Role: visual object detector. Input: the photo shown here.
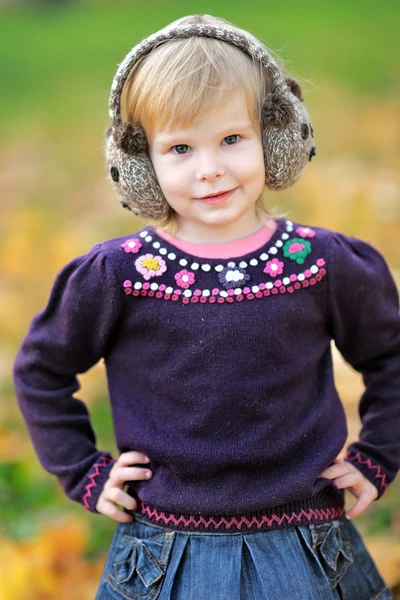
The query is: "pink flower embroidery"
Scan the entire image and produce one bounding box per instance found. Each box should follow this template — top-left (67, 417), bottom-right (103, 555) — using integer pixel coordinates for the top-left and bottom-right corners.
top-left (288, 241), bottom-right (305, 254)
top-left (264, 258), bottom-right (284, 277)
top-left (121, 238), bottom-right (142, 253)
top-left (175, 269), bottom-right (196, 289)
top-left (135, 253), bottom-right (167, 280)
top-left (296, 226), bottom-right (315, 238)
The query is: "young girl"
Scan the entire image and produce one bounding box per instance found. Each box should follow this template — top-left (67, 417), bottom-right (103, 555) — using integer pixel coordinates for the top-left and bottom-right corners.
top-left (13, 13), bottom-right (398, 600)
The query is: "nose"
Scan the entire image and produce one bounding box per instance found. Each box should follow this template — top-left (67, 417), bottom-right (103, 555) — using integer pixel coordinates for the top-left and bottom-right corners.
top-left (195, 150), bottom-right (225, 181)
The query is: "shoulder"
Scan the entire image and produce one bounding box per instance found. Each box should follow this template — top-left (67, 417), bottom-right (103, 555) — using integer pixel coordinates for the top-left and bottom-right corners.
top-left (288, 219), bottom-right (387, 265)
top-left (284, 220), bottom-right (397, 295)
top-left (48, 227), bottom-right (149, 295)
top-left (92, 226), bottom-right (150, 266)
top-left (294, 222), bottom-right (397, 300)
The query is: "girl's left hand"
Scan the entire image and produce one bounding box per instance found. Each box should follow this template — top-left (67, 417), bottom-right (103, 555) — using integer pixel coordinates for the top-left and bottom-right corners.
top-left (320, 454), bottom-right (378, 519)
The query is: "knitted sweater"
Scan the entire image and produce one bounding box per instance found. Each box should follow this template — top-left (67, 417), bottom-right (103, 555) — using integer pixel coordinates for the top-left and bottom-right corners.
top-left (12, 218), bottom-right (400, 533)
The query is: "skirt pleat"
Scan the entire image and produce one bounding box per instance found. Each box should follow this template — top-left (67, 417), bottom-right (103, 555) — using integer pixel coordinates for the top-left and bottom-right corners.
top-left (95, 515), bottom-right (390, 600)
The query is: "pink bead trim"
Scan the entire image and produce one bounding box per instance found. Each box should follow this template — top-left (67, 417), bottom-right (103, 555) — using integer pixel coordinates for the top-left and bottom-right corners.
top-left (123, 262), bottom-right (327, 303)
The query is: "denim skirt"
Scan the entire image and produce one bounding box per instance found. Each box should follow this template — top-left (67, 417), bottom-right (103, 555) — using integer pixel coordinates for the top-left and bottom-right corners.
top-left (95, 513), bottom-right (391, 600)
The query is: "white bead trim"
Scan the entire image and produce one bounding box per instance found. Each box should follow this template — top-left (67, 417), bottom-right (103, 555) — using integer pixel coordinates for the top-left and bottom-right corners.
top-left (127, 260), bottom-right (325, 298)
top-left (139, 219), bottom-right (294, 271)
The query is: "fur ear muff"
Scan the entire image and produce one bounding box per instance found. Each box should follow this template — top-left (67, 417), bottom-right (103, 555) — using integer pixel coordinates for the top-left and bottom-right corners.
top-left (262, 87), bottom-right (296, 129)
top-left (285, 77), bottom-right (304, 102)
top-left (113, 122), bottom-right (148, 155)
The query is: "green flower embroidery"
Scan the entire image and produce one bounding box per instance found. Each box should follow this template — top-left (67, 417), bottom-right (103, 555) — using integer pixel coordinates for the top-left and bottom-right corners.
top-left (283, 238), bottom-right (311, 264)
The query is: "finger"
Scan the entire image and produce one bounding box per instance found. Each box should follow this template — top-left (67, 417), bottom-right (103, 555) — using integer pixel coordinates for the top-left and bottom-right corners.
top-left (116, 451), bottom-right (151, 466)
top-left (346, 491), bottom-right (373, 520)
top-left (320, 463), bottom-right (352, 479)
top-left (97, 499), bottom-right (134, 523)
top-left (329, 472), bottom-right (363, 491)
top-left (105, 488), bottom-right (138, 511)
top-left (110, 466), bottom-right (152, 486)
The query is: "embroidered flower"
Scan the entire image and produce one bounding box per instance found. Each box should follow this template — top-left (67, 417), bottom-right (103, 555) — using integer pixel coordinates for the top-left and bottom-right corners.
top-left (218, 265), bottom-right (250, 290)
top-left (296, 226), bottom-right (315, 239)
top-left (175, 269), bottom-right (196, 289)
top-left (135, 253), bottom-right (167, 280)
top-left (121, 238), bottom-right (142, 253)
top-left (264, 258), bottom-right (284, 277)
top-left (283, 238), bottom-right (311, 265)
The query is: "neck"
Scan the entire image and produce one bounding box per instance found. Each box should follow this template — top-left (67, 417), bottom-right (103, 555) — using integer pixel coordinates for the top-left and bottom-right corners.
top-left (173, 215), bottom-right (267, 244)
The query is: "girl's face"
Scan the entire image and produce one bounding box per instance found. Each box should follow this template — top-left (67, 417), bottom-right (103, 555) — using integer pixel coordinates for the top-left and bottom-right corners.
top-left (147, 91), bottom-right (266, 242)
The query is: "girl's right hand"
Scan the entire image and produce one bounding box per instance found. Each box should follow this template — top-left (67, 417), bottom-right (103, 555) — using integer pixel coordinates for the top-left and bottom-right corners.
top-left (95, 451), bottom-right (153, 522)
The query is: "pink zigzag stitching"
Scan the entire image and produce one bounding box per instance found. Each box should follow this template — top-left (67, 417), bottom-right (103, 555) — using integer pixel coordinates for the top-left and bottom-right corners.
top-left (139, 503), bottom-right (345, 531)
top-left (345, 451), bottom-right (388, 491)
top-left (83, 456), bottom-right (113, 510)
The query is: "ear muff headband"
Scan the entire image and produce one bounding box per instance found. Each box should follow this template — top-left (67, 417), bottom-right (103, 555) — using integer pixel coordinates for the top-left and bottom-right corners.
top-left (105, 22), bottom-right (316, 219)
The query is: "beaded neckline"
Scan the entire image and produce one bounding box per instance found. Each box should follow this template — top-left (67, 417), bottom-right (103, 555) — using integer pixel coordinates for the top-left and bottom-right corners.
top-left (120, 219), bottom-right (326, 304)
top-left (153, 220), bottom-right (278, 259)
top-left (142, 218), bottom-right (289, 265)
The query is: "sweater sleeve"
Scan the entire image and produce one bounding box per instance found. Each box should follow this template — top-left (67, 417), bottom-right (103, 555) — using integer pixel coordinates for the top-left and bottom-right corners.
top-left (327, 231), bottom-right (400, 499)
top-left (12, 243), bottom-right (120, 513)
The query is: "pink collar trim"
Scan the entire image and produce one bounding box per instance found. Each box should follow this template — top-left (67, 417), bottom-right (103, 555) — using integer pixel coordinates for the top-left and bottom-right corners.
top-left (154, 219), bottom-right (278, 259)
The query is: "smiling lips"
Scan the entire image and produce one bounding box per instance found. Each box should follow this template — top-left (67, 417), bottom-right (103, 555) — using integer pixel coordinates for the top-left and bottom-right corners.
top-left (198, 188), bottom-right (233, 198)
top-left (195, 187), bottom-right (238, 204)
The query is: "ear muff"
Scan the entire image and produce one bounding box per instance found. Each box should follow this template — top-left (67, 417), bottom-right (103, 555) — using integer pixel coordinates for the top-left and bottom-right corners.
top-left (105, 123), bottom-right (169, 220)
top-left (105, 22), bottom-right (316, 219)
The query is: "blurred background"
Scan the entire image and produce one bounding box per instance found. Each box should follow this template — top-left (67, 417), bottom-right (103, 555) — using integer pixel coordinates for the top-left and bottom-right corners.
top-left (1, 0), bottom-right (399, 598)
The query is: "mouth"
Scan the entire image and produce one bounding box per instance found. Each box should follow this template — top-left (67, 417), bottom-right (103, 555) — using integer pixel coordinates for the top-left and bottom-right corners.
top-left (194, 187), bottom-right (238, 204)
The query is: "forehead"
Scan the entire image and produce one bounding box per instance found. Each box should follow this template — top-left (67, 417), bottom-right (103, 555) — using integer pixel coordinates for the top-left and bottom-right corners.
top-left (149, 92), bottom-right (253, 144)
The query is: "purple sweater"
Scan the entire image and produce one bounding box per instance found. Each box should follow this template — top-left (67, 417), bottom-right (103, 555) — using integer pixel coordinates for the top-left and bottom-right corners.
top-left (12, 218), bottom-right (400, 533)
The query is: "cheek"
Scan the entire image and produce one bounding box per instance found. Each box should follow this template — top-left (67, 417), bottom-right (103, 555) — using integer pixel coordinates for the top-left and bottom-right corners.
top-left (237, 140), bottom-right (264, 173)
top-left (154, 163), bottom-right (190, 201)
top-left (152, 158), bottom-right (180, 191)
top-left (239, 153), bottom-right (265, 186)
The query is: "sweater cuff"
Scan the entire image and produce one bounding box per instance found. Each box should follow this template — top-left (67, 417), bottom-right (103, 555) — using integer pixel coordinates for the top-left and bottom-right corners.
top-left (81, 454), bottom-right (115, 513)
top-left (344, 448), bottom-right (389, 500)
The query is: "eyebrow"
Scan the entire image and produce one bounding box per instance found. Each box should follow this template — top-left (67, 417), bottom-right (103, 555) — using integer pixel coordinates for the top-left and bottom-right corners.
top-left (155, 122), bottom-right (253, 146)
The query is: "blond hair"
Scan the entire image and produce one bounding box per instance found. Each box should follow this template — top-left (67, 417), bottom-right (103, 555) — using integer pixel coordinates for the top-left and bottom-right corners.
top-left (120, 14), bottom-right (289, 235)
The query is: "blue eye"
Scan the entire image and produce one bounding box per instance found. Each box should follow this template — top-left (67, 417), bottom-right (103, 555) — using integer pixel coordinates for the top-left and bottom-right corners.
top-left (224, 135), bottom-right (240, 145)
top-left (172, 144), bottom-right (189, 155)
top-left (170, 135), bottom-right (240, 155)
